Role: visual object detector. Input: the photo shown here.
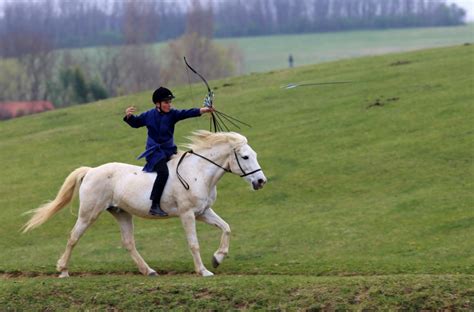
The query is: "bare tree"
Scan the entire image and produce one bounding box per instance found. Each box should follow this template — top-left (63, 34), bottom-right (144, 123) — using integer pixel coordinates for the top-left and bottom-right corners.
top-left (160, 33), bottom-right (243, 86)
top-left (186, 0), bottom-right (214, 38)
top-left (0, 60), bottom-right (27, 101)
top-left (123, 1), bottom-right (158, 45)
top-left (116, 45), bottom-right (161, 95)
top-left (18, 36), bottom-right (55, 101)
top-left (95, 47), bottom-right (122, 97)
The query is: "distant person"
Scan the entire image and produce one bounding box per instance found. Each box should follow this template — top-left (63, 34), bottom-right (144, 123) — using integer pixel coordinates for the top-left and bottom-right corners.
top-left (124, 87), bottom-right (214, 216)
top-left (289, 54), bottom-right (294, 68)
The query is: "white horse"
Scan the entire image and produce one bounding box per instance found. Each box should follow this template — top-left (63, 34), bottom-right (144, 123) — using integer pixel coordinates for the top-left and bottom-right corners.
top-left (23, 131), bottom-right (267, 278)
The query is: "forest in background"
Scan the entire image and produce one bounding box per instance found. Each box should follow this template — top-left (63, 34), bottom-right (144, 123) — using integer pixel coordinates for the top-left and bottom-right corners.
top-left (0, 0), bottom-right (467, 114)
top-left (0, 0), bottom-right (466, 56)
top-left (0, 0), bottom-right (241, 110)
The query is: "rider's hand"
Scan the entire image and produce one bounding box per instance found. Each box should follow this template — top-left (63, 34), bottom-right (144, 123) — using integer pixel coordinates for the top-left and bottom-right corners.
top-left (125, 106), bottom-right (136, 118)
top-left (200, 107), bottom-right (215, 114)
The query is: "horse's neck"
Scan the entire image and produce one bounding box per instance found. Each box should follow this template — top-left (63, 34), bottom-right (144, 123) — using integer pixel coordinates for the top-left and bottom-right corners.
top-left (172, 146), bottom-right (229, 190)
top-left (197, 147), bottom-right (229, 188)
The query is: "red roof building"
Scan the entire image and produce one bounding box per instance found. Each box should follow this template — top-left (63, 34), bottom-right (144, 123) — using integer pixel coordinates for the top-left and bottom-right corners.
top-left (0, 101), bottom-right (55, 120)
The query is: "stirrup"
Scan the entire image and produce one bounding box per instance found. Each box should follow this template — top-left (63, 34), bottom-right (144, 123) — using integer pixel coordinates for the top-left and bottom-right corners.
top-left (149, 203), bottom-right (168, 217)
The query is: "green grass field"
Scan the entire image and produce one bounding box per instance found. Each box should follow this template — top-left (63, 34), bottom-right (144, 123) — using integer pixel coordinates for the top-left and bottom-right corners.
top-left (0, 45), bottom-right (473, 309)
top-left (69, 24), bottom-right (474, 75)
top-left (219, 24), bottom-right (474, 73)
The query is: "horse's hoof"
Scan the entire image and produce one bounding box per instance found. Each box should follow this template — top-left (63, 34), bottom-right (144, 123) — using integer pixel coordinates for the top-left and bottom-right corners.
top-left (58, 271), bottom-right (69, 278)
top-left (212, 256), bottom-right (220, 268)
top-left (201, 269), bottom-right (214, 277)
top-left (148, 271), bottom-right (158, 277)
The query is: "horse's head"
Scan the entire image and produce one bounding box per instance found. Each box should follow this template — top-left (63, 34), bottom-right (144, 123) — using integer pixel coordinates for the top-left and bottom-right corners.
top-left (184, 130), bottom-right (267, 190)
top-left (229, 143), bottom-right (267, 190)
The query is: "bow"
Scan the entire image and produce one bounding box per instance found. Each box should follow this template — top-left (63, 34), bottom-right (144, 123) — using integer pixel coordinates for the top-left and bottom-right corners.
top-left (184, 57), bottom-right (214, 107)
top-left (184, 57), bottom-right (251, 132)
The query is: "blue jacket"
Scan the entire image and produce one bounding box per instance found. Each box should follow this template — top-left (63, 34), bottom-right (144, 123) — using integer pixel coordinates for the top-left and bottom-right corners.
top-left (124, 107), bottom-right (201, 172)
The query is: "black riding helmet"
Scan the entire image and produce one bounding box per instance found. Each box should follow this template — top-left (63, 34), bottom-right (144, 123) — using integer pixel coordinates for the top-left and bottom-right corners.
top-left (152, 87), bottom-right (175, 104)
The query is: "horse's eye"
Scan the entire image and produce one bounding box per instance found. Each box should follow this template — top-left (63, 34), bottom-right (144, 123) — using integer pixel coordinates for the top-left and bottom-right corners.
top-left (242, 156), bottom-right (249, 160)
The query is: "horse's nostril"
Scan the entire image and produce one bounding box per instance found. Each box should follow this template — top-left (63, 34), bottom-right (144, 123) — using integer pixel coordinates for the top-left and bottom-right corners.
top-left (258, 179), bottom-right (264, 184)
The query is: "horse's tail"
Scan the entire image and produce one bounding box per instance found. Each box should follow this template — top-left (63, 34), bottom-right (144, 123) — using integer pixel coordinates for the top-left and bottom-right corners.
top-left (22, 166), bottom-right (91, 233)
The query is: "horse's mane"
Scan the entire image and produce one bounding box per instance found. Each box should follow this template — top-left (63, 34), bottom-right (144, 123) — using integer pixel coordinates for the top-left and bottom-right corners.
top-left (181, 130), bottom-right (248, 152)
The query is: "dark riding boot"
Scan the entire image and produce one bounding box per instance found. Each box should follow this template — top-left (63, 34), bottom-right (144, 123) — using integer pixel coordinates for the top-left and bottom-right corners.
top-left (149, 200), bottom-right (168, 217)
top-left (149, 159), bottom-right (169, 217)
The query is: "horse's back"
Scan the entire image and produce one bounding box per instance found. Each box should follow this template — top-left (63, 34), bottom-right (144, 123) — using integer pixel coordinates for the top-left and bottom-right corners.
top-left (79, 160), bottom-right (204, 218)
top-left (76, 162), bottom-right (155, 216)
top-left (87, 162), bottom-right (149, 178)
top-left (93, 162), bottom-right (143, 172)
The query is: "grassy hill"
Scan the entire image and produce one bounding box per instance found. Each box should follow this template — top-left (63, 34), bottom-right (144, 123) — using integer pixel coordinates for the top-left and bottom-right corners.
top-left (0, 45), bottom-right (473, 309)
top-left (69, 24), bottom-right (474, 74)
top-left (218, 24), bottom-right (474, 73)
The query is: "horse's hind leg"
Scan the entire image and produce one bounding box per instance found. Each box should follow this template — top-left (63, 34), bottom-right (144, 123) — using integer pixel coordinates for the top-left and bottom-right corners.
top-left (108, 209), bottom-right (157, 276)
top-left (197, 208), bottom-right (231, 268)
top-left (56, 201), bottom-right (103, 278)
top-left (56, 216), bottom-right (96, 278)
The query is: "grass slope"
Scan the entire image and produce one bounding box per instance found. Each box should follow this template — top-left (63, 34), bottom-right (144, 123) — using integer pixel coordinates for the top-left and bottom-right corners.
top-left (71, 24), bottom-right (474, 75)
top-left (218, 24), bottom-right (474, 73)
top-left (0, 45), bottom-right (473, 309)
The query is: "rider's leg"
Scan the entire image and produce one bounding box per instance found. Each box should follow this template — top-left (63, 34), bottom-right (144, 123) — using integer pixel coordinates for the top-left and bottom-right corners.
top-left (149, 159), bottom-right (169, 216)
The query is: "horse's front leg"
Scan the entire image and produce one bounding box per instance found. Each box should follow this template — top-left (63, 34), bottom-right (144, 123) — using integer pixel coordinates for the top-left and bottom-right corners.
top-left (197, 208), bottom-right (230, 268)
top-left (180, 211), bottom-right (214, 277)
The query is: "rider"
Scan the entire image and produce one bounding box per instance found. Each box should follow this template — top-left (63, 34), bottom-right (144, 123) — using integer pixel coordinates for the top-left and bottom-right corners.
top-left (124, 87), bottom-right (214, 216)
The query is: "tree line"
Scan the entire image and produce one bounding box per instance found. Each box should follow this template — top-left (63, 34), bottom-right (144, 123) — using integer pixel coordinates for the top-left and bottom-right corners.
top-left (0, 0), bottom-right (466, 58)
top-left (0, 0), bottom-right (242, 110)
top-left (0, 0), bottom-right (466, 113)
top-left (214, 0), bottom-right (466, 37)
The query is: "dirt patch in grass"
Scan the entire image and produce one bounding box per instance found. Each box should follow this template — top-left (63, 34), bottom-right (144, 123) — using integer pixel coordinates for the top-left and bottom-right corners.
top-left (390, 60), bottom-right (412, 66)
top-left (367, 96), bottom-right (400, 108)
top-left (0, 270), bottom-right (187, 279)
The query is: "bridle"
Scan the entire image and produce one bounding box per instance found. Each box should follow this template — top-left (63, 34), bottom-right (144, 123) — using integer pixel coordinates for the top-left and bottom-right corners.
top-left (176, 150), bottom-right (262, 190)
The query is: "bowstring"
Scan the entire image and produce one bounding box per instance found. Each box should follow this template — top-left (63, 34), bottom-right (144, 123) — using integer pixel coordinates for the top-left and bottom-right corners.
top-left (185, 63), bottom-right (195, 107)
top-left (185, 62), bottom-right (202, 130)
top-left (186, 62), bottom-right (216, 132)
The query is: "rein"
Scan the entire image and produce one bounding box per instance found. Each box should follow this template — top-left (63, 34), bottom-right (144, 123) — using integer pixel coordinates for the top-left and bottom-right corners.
top-left (176, 150), bottom-right (262, 190)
